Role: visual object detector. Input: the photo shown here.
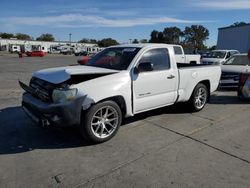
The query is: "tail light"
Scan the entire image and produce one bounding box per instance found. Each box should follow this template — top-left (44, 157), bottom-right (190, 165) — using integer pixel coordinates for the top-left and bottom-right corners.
top-left (239, 73), bottom-right (250, 86)
top-left (238, 73), bottom-right (250, 97)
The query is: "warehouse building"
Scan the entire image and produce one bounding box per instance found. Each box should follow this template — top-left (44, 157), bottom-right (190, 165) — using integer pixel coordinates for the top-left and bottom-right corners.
top-left (0, 38), bottom-right (100, 53)
top-left (217, 23), bottom-right (250, 53)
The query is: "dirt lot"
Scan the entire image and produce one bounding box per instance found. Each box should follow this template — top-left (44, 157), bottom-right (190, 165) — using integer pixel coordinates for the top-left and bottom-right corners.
top-left (0, 55), bottom-right (250, 188)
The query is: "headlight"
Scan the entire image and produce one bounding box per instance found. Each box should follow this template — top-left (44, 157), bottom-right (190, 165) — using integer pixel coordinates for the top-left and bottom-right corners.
top-left (52, 88), bottom-right (78, 104)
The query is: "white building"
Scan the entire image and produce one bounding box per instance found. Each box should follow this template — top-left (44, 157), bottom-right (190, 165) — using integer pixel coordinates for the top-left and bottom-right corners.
top-left (0, 38), bottom-right (99, 53)
top-left (217, 24), bottom-right (250, 53)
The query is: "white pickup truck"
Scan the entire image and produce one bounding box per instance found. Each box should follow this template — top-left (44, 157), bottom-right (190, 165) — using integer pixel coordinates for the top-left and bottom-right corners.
top-left (172, 45), bottom-right (201, 64)
top-left (20, 44), bottom-right (221, 143)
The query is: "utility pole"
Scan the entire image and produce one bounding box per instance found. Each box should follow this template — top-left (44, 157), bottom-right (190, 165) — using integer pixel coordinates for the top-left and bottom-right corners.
top-left (69, 33), bottom-right (72, 46)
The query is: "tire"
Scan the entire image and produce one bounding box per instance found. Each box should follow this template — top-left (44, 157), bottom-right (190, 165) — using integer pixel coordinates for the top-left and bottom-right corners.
top-left (189, 83), bottom-right (208, 112)
top-left (80, 101), bottom-right (122, 143)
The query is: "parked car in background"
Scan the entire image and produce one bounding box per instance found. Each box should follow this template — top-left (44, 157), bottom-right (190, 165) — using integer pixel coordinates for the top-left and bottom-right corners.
top-left (173, 45), bottom-right (201, 64)
top-left (201, 50), bottom-right (239, 65)
top-left (19, 44), bottom-right (221, 143)
top-left (10, 45), bottom-right (21, 53)
top-left (199, 51), bottom-right (210, 58)
top-left (26, 51), bottom-right (47, 57)
top-left (77, 56), bottom-right (91, 65)
top-left (60, 46), bottom-right (74, 55)
top-left (220, 54), bottom-right (250, 87)
top-left (238, 73), bottom-right (250, 99)
top-left (75, 51), bottom-right (88, 56)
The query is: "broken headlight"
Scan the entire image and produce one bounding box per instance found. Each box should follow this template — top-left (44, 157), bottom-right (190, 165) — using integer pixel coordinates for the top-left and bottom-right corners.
top-left (52, 88), bottom-right (78, 104)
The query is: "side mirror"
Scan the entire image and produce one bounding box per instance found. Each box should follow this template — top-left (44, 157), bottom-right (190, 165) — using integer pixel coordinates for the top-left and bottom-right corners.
top-left (137, 62), bottom-right (153, 73)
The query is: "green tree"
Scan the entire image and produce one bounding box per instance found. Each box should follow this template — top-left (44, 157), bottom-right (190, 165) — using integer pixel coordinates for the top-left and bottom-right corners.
top-left (208, 45), bottom-right (216, 51)
top-left (230, 22), bottom-right (247, 27)
top-left (163, 27), bottom-right (182, 44)
top-left (36, 33), bottom-right (55, 41)
top-left (89, 39), bottom-right (97, 43)
top-left (0, 32), bottom-right (15, 39)
top-left (149, 30), bottom-right (160, 43)
top-left (78, 38), bottom-right (89, 43)
top-left (79, 38), bottom-right (97, 43)
top-left (15, 33), bottom-right (32, 40)
top-left (157, 32), bottom-right (164, 43)
top-left (98, 38), bottom-right (119, 47)
top-left (140, 39), bottom-right (148, 43)
top-left (183, 25), bottom-right (209, 50)
top-left (132, 39), bottom-right (139, 44)
top-left (149, 30), bottom-right (165, 43)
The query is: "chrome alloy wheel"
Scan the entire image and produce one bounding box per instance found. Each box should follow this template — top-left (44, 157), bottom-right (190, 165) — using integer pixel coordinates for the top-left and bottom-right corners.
top-left (194, 87), bottom-right (207, 109)
top-left (90, 106), bottom-right (119, 139)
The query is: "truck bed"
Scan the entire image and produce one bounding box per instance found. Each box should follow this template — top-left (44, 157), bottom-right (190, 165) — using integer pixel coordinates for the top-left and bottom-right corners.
top-left (176, 64), bottom-right (221, 102)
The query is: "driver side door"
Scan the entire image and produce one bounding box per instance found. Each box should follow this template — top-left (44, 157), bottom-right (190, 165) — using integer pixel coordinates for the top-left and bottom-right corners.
top-left (132, 48), bottom-right (178, 113)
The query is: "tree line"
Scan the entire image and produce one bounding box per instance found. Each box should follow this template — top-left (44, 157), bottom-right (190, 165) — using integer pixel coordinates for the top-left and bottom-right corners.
top-left (0, 22), bottom-right (246, 49)
top-left (78, 38), bottom-right (119, 47)
top-left (149, 25), bottom-right (209, 51)
top-left (0, 32), bottom-right (118, 47)
top-left (0, 32), bottom-right (55, 41)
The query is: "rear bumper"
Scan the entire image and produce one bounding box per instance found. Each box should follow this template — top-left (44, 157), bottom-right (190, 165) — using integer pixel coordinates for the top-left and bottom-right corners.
top-left (22, 92), bottom-right (85, 127)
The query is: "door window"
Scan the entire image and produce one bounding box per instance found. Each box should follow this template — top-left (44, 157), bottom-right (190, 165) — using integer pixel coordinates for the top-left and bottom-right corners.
top-left (173, 46), bottom-right (183, 55)
top-left (139, 48), bottom-right (170, 71)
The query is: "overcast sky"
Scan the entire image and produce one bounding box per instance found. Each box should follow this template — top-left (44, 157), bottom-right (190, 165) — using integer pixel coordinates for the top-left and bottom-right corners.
top-left (1, 0), bottom-right (250, 46)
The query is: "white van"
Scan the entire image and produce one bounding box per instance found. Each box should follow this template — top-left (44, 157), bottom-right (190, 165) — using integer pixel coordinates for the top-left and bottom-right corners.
top-left (10, 45), bottom-right (21, 53)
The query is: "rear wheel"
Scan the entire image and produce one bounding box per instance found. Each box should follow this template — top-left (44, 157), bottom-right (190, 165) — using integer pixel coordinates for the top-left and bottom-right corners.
top-left (189, 83), bottom-right (208, 112)
top-left (80, 101), bottom-right (122, 143)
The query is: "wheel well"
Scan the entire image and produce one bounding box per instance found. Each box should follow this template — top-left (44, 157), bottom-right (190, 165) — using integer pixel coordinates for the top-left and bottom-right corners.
top-left (99, 96), bottom-right (127, 116)
top-left (199, 80), bottom-right (211, 101)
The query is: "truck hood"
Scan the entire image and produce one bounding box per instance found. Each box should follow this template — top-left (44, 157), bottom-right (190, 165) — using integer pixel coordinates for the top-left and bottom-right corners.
top-left (33, 65), bottom-right (119, 84)
top-left (221, 65), bottom-right (249, 73)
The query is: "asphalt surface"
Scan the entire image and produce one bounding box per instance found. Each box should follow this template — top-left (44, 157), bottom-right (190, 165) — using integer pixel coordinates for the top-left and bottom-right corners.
top-left (0, 54), bottom-right (250, 188)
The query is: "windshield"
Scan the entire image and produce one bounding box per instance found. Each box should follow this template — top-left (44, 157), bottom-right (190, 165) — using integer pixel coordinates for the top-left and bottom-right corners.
top-left (86, 47), bottom-right (141, 70)
top-left (203, 51), bottom-right (226, 59)
top-left (223, 55), bottom-right (250, 66)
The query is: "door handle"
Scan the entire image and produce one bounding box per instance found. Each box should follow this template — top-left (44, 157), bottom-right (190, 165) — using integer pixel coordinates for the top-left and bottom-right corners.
top-left (167, 75), bottom-right (175, 79)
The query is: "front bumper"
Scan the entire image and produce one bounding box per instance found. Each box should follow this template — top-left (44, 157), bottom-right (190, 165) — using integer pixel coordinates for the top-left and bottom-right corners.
top-left (219, 79), bottom-right (239, 87)
top-left (22, 92), bottom-right (85, 127)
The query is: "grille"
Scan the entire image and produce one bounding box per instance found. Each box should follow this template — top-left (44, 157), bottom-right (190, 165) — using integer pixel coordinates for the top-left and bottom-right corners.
top-left (29, 77), bottom-right (54, 102)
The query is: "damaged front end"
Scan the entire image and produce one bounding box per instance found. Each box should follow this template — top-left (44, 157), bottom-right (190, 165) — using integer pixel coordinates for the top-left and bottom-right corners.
top-left (19, 65), bottom-right (119, 127)
top-left (19, 77), bottom-right (85, 127)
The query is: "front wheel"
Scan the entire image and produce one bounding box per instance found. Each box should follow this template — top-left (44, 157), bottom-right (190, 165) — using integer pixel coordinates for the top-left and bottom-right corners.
top-left (80, 101), bottom-right (122, 143)
top-left (189, 83), bottom-right (208, 112)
